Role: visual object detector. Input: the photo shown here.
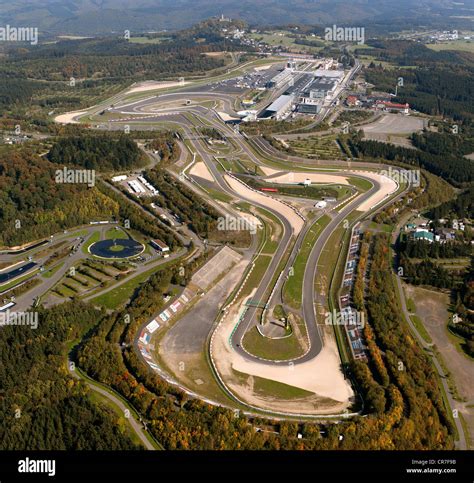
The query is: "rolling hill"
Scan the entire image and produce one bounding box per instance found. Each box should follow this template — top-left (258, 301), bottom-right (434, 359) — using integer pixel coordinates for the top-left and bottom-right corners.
top-left (0, 0), bottom-right (472, 36)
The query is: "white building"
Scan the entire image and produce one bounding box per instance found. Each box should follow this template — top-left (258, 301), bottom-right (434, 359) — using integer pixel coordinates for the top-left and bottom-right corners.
top-left (314, 69), bottom-right (345, 80)
top-left (151, 239), bottom-right (170, 253)
top-left (263, 95), bottom-right (294, 120)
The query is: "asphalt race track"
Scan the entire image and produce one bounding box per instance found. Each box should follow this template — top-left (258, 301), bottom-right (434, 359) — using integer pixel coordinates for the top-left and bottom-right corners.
top-left (69, 69), bottom-right (404, 378)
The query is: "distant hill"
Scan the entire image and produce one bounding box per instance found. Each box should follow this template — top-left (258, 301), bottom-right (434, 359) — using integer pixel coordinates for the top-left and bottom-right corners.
top-left (0, 0), bottom-right (472, 36)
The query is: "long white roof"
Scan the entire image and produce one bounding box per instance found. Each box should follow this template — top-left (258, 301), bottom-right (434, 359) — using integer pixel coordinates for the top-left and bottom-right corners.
top-left (266, 94), bottom-right (294, 112)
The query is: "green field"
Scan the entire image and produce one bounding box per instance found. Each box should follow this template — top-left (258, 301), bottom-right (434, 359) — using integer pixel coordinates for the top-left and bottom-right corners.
top-left (234, 370), bottom-right (314, 400)
top-left (358, 56), bottom-right (399, 70)
top-left (238, 174), bottom-right (347, 201)
top-left (90, 259), bottom-right (177, 309)
top-left (105, 228), bottom-right (129, 240)
top-left (348, 176), bottom-right (373, 192)
top-left (284, 215), bottom-right (331, 309)
top-left (42, 262), bottom-right (65, 279)
top-left (253, 376), bottom-right (314, 399)
top-left (426, 41), bottom-right (474, 53)
top-left (243, 256), bottom-right (272, 296)
top-left (369, 221), bottom-right (394, 233)
top-left (410, 315), bottom-right (433, 344)
top-left (205, 187), bottom-right (233, 203)
top-left (273, 304), bottom-right (286, 320)
top-left (242, 326), bottom-right (304, 361)
top-left (129, 36), bottom-right (171, 44)
top-left (256, 208), bottom-right (283, 255)
top-left (52, 260), bottom-right (127, 302)
top-left (248, 31), bottom-right (325, 54)
top-left (82, 231), bottom-right (101, 254)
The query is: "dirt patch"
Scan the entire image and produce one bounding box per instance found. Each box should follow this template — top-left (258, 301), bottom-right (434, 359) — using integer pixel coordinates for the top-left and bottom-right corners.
top-left (224, 175), bottom-right (304, 234)
top-left (189, 161), bottom-right (215, 182)
top-left (260, 166), bottom-right (282, 176)
top-left (211, 299), bottom-right (354, 415)
top-left (355, 171), bottom-right (398, 212)
top-left (127, 80), bottom-right (190, 94)
top-left (270, 172), bottom-right (350, 186)
top-left (54, 110), bottom-right (88, 124)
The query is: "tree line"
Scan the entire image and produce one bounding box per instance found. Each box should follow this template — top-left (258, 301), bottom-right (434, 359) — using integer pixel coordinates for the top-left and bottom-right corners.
top-left (0, 302), bottom-right (141, 450)
top-left (350, 234), bottom-right (455, 448)
top-left (0, 147), bottom-right (119, 247)
top-left (145, 168), bottom-right (219, 238)
top-left (348, 135), bottom-right (474, 186)
top-left (48, 135), bottom-right (146, 172)
top-left (399, 238), bottom-right (472, 259)
top-left (361, 40), bottom-right (474, 122)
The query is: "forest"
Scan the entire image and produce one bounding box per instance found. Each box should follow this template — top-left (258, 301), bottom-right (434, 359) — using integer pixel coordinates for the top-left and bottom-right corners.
top-left (411, 129), bottom-right (474, 158)
top-left (361, 40), bottom-right (474, 122)
top-left (68, 228), bottom-right (455, 450)
top-left (48, 135), bottom-right (146, 172)
top-left (0, 138), bottom-right (181, 248)
top-left (428, 186), bottom-right (474, 221)
top-left (399, 238), bottom-right (472, 259)
top-left (0, 147), bottom-right (119, 247)
top-left (145, 168), bottom-right (219, 238)
top-left (0, 302), bottom-right (141, 450)
top-left (399, 256), bottom-right (459, 289)
top-left (145, 134), bottom-right (179, 166)
top-left (349, 135), bottom-right (474, 186)
top-left (350, 234), bottom-right (455, 448)
top-left (1, 35), bottom-right (233, 83)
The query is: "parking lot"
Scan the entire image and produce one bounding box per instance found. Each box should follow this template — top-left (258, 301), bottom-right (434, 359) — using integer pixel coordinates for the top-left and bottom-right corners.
top-left (362, 113), bottom-right (426, 135)
top-left (191, 246), bottom-right (242, 291)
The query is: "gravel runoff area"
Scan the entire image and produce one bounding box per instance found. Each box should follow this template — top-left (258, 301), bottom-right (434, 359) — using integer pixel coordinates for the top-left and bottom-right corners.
top-left (189, 161), bottom-right (215, 183)
top-left (54, 110), bottom-right (88, 124)
top-left (261, 169), bottom-right (398, 213)
top-left (269, 172), bottom-right (350, 186)
top-left (355, 171), bottom-right (398, 212)
top-left (212, 296), bottom-right (354, 415)
top-left (126, 80), bottom-right (191, 94)
top-left (224, 174), bottom-right (304, 235)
